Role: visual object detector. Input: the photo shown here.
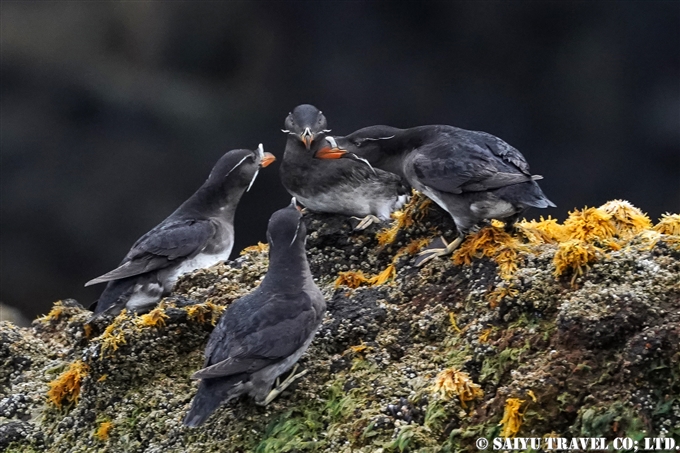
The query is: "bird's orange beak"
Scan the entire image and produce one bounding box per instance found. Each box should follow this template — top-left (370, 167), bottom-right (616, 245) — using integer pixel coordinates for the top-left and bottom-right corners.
top-left (315, 147), bottom-right (347, 159)
top-left (300, 128), bottom-right (314, 150)
top-left (261, 152), bottom-right (276, 167)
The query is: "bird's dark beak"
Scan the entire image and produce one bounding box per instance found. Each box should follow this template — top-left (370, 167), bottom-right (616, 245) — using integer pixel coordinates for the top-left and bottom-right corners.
top-left (300, 128), bottom-right (314, 150)
top-left (315, 147), bottom-right (347, 159)
top-left (261, 152), bottom-right (276, 167)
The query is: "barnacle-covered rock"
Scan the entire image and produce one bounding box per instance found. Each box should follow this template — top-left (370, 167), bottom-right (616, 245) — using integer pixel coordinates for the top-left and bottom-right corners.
top-left (1, 201), bottom-right (679, 452)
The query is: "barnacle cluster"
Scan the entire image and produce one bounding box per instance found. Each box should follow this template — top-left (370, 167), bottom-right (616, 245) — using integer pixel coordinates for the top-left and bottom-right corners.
top-left (2, 201), bottom-right (678, 452)
top-left (334, 238), bottom-right (428, 289)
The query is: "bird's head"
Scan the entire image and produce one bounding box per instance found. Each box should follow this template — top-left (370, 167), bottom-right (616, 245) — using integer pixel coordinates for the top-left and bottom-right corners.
top-left (283, 104), bottom-right (330, 150)
top-left (208, 144), bottom-right (276, 192)
top-left (267, 198), bottom-right (306, 249)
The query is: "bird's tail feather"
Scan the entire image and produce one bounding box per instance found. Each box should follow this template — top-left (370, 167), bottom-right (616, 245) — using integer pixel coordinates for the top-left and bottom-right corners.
top-left (183, 375), bottom-right (246, 427)
top-left (86, 279), bottom-right (134, 324)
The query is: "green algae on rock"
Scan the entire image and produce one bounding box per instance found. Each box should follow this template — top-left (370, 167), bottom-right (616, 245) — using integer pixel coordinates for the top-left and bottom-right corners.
top-left (1, 200), bottom-right (679, 452)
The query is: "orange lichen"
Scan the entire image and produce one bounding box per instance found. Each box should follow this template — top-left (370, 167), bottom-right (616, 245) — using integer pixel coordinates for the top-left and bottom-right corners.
top-left (95, 420), bottom-right (113, 441)
top-left (83, 323), bottom-right (93, 339)
top-left (654, 213), bottom-right (680, 236)
top-left (563, 207), bottom-right (615, 242)
top-left (334, 263), bottom-right (397, 288)
top-left (404, 238), bottom-right (431, 256)
top-left (487, 286), bottom-right (519, 309)
top-left (240, 242), bottom-right (269, 255)
top-left (553, 239), bottom-right (598, 285)
top-left (343, 340), bottom-right (371, 357)
top-left (433, 368), bottom-right (483, 408)
top-left (499, 398), bottom-right (525, 438)
top-left (448, 313), bottom-right (463, 333)
top-left (98, 310), bottom-right (128, 358)
top-left (526, 389), bottom-right (538, 403)
top-left (371, 263), bottom-right (396, 285)
top-left (376, 190), bottom-right (430, 245)
top-left (598, 200), bottom-right (652, 239)
top-left (97, 374), bottom-right (108, 382)
top-left (185, 301), bottom-right (225, 325)
top-left (376, 210), bottom-right (414, 245)
top-left (517, 216), bottom-right (568, 244)
top-left (37, 302), bottom-right (65, 323)
top-left (335, 270), bottom-right (371, 289)
top-left (479, 329), bottom-right (492, 343)
top-left (452, 226), bottom-right (524, 279)
top-left (134, 307), bottom-right (168, 329)
top-left (47, 360), bottom-right (89, 408)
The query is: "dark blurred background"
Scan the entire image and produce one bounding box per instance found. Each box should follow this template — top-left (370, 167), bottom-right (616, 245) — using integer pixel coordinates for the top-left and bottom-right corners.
top-left (1, 1), bottom-right (679, 322)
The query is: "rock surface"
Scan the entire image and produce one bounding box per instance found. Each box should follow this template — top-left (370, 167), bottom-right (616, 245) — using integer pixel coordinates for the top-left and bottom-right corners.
top-left (1, 199), bottom-right (679, 452)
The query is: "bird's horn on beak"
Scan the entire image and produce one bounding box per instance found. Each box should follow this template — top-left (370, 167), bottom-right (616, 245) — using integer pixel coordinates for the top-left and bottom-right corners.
top-left (291, 197), bottom-right (302, 211)
top-left (300, 128), bottom-right (314, 150)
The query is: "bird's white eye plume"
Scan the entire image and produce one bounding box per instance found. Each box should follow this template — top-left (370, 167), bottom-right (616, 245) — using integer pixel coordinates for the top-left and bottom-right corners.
top-left (290, 218), bottom-right (302, 246)
top-left (349, 153), bottom-right (377, 175)
top-left (321, 129), bottom-right (332, 133)
top-left (226, 155), bottom-right (250, 178)
top-left (357, 135), bottom-right (396, 145)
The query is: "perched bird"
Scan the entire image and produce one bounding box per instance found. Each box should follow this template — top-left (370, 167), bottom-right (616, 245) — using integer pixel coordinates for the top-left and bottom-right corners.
top-left (318, 125), bottom-right (555, 264)
top-left (280, 104), bottom-right (408, 229)
top-left (183, 199), bottom-right (326, 427)
top-left (85, 145), bottom-right (276, 319)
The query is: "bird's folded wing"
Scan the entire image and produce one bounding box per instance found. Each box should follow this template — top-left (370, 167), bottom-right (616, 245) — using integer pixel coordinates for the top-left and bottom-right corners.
top-left (411, 140), bottom-right (535, 194)
top-left (85, 219), bottom-right (216, 286)
top-left (476, 133), bottom-right (531, 175)
top-left (193, 293), bottom-right (318, 379)
top-left (410, 150), bottom-right (496, 195)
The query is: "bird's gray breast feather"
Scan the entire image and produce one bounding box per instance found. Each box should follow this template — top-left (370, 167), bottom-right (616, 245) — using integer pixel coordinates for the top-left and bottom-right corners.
top-left (85, 219), bottom-right (216, 286)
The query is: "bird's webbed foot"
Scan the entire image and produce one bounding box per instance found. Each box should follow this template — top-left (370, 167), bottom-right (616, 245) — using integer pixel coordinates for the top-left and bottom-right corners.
top-left (351, 215), bottom-right (382, 231)
top-left (257, 364), bottom-right (308, 406)
top-left (415, 235), bottom-right (465, 267)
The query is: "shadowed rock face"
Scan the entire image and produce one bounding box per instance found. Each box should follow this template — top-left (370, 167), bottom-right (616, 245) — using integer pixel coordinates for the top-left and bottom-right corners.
top-left (0, 202), bottom-right (679, 452)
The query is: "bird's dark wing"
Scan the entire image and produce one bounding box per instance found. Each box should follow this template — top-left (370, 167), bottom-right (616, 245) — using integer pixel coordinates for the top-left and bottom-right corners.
top-left (193, 291), bottom-right (318, 379)
top-left (410, 135), bottom-right (533, 195)
top-left (473, 131), bottom-right (531, 175)
top-left (85, 219), bottom-right (216, 286)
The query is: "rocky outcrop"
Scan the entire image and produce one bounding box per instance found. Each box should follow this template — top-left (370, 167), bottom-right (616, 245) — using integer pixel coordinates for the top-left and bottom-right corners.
top-left (1, 199), bottom-right (679, 452)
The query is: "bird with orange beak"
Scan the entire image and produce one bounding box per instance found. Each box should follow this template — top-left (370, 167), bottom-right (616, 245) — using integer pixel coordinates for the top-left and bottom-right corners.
top-left (86, 145), bottom-right (276, 321)
top-left (280, 104), bottom-right (408, 229)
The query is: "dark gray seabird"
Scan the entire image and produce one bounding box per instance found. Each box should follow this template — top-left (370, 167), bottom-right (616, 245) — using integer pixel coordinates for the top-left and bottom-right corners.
top-left (85, 145), bottom-right (276, 320)
top-left (183, 199), bottom-right (326, 427)
top-left (318, 125), bottom-right (555, 265)
top-left (280, 104), bottom-right (408, 229)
